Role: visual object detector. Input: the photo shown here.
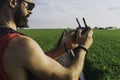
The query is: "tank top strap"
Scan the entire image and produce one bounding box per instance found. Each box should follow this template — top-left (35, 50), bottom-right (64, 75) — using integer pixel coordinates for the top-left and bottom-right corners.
top-left (0, 27), bottom-right (25, 80)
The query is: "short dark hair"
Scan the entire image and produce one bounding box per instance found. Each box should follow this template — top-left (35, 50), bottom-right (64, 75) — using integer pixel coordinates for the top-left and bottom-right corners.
top-left (0, 0), bottom-right (23, 8)
top-left (0, 0), bottom-right (7, 7)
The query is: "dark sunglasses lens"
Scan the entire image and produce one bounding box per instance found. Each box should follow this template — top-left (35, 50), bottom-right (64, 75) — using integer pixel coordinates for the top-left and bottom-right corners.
top-left (28, 3), bottom-right (35, 10)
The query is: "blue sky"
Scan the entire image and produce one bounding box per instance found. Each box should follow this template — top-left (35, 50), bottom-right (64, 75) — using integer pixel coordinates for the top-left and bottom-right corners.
top-left (29, 0), bottom-right (120, 29)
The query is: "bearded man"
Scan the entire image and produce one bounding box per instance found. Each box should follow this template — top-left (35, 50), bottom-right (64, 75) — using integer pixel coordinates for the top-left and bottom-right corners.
top-left (0, 0), bottom-right (93, 80)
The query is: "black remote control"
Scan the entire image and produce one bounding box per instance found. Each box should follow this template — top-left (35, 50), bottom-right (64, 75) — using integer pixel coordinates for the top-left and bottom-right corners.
top-left (76, 18), bottom-right (89, 35)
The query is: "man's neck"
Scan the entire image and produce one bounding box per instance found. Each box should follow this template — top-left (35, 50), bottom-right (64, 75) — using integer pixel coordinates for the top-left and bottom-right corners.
top-left (0, 9), bottom-right (17, 30)
top-left (0, 21), bottom-right (17, 30)
top-left (7, 21), bottom-right (17, 30)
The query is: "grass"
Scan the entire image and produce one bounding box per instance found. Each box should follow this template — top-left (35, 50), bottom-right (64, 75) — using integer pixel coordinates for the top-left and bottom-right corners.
top-left (18, 29), bottom-right (64, 51)
top-left (18, 29), bottom-right (120, 80)
top-left (84, 30), bottom-right (120, 80)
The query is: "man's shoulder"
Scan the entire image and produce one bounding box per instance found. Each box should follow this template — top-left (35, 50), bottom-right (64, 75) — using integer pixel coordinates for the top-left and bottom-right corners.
top-left (8, 35), bottom-right (34, 47)
top-left (4, 34), bottom-right (44, 65)
top-left (5, 35), bottom-right (41, 56)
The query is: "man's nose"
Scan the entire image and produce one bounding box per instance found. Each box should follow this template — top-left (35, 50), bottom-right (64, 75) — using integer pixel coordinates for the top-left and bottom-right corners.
top-left (28, 10), bottom-right (32, 14)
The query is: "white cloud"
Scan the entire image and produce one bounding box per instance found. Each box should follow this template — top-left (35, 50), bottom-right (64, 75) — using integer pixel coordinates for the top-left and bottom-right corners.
top-left (29, 0), bottom-right (120, 28)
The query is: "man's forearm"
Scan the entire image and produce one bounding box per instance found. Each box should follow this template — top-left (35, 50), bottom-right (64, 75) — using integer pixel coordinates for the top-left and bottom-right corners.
top-left (46, 44), bottom-right (67, 59)
top-left (69, 49), bottom-right (86, 79)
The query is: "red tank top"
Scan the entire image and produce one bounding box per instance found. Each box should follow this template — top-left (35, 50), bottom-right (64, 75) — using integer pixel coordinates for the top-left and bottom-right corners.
top-left (0, 27), bottom-right (24, 80)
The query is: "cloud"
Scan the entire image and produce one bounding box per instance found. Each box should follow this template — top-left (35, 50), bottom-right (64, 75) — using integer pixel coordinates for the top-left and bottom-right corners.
top-left (29, 0), bottom-right (120, 28)
top-left (35, 0), bottom-right (85, 13)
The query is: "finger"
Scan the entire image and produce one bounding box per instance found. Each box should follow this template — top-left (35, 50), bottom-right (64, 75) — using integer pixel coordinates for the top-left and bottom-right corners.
top-left (83, 26), bottom-right (92, 35)
top-left (88, 30), bottom-right (93, 37)
top-left (76, 29), bottom-right (82, 43)
top-left (87, 27), bottom-right (93, 36)
top-left (64, 30), bottom-right (70, 36)
top-left (77, 29), bottom-right (82, 38)
top-left (87, 26), bottom-right (92, 31)
top-left (69, 29), bottom-right (76, 33)
top-left (66, 32), bottom-right (72, 38)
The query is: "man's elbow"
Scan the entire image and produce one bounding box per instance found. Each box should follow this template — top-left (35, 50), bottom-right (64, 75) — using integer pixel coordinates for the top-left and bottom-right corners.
top-left (51, 71), bottom-right (79, 80)
top-left (68, 72), bottom-right (80, 80)
top-left (61, 70), bottom-right (80, 80)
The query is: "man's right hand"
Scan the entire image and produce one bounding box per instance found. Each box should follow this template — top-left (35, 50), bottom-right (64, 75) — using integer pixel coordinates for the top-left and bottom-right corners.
top-left (76, 27), bottom-right (93, 49)
top-left (63, 27), bottom-right (93, 52)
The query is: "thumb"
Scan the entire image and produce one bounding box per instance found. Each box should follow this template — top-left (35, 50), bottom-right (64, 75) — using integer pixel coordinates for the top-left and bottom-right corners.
top-left (76, 29), bottom-right (82, 43)
top-left (77, 29), bottom-right (82, 38)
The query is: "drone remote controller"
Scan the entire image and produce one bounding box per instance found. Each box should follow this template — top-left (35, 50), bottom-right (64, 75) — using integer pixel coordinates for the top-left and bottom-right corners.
top-left (76, 18), bottom-right (89, 35)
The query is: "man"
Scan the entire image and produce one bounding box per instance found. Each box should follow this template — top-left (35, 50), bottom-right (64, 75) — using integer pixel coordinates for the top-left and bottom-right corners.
top-left (0, 0), bottom-right (93, 80)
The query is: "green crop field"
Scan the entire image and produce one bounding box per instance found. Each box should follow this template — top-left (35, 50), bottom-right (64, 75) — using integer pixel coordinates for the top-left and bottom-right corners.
top-left (18, 29), bottom-right (120, 80)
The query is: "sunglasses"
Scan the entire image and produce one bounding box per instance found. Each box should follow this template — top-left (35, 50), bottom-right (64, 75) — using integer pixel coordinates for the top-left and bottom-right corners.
top-left (23, 0), bottom-right (35, 11)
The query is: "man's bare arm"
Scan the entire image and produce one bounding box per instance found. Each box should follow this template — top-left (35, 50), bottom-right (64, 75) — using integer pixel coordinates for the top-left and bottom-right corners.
top-left (46, 44), bottom-right (66, 59)
top-left (8, 36), bottom-right (73, 80)
top-left (7, 28), bottom-right (93, 80)
top-left (46, 30), bottom-right (73, 60)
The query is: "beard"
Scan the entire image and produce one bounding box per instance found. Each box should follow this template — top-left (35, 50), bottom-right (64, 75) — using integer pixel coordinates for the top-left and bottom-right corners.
top-left (14, 6), bottom-right (30, 28)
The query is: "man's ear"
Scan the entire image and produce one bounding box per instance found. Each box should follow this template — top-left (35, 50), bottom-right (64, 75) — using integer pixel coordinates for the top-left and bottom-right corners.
top-left (9, 0), bottom-right (17, 8)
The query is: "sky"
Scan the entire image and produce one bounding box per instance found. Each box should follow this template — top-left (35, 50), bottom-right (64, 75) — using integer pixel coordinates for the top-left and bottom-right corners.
top-left (28, 0), bottom-right (120, 29)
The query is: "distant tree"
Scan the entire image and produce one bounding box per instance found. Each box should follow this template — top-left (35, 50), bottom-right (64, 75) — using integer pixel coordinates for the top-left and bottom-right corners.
top-left (94, 26), bottom-right (99, 29)
top-left (99, 27), bottom-right (104, 30)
